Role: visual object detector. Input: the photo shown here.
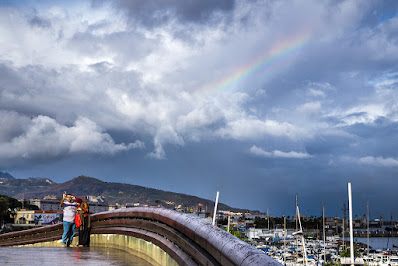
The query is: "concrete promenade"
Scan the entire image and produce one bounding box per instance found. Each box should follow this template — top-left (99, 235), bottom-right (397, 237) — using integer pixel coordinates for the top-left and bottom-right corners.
top-left (0, 246), bottom-right (150, 265)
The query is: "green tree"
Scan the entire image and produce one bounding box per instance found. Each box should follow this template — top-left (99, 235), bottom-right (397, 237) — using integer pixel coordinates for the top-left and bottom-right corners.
top-left (254, 217), bottom-right (267, 228)
top-left (222, 226), bottom-right (247, 242)
top-left (0, 195), bottom-right (22, 224)
top-left (218, 218), bottom-right (228, 225)
top-left (324, 261), bottom-right (340, 266)
top-left (340, 247), bottom-right (361, 258)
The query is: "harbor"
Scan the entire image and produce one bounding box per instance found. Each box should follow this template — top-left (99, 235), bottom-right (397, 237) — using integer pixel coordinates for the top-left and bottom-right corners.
top-left (252, 234), bottom-right (398, 265)
top-left (245, 183), bottom-right (398, 265)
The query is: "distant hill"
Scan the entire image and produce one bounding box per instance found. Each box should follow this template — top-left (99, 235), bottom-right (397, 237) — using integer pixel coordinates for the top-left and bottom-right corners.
top-left (0, 171), bottom-right (15, 180)
top-left (0, 174), bottom-right (251, 213)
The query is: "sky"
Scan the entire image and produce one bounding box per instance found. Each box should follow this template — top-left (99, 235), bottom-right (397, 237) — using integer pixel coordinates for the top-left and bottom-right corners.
top-left (1, 0), bottom-right (398, 219)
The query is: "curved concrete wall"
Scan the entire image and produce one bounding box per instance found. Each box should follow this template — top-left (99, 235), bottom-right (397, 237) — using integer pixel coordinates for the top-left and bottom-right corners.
top-left (91, 234), bottom-right (178, 266)
top-left (0, 207), bottom-right (280, 266)
top-left (12, 234), bottom-right (178, 266)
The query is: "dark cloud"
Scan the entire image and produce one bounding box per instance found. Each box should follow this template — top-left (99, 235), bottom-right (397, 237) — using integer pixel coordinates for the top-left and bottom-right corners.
top-left (25, 8), bottom-right (52, 28)
top-left (89, 61), bottom-right (113, 73)
top-left (358, 0), bottom-right (398, 27)
top-left (344, 121), bottom-right (398, 157)
top-left (28, 15), bottom-right (51, 28)
top-left (1, 0), bottom-right (398, 217)
top-left (69, 31), bottom-right (103, 55)
top-left (304, 134), bottom-right (355, 156)
top-left (102, 0), bottom-right (235, 28)
top-left (67, 28), bottom-right (156, 64)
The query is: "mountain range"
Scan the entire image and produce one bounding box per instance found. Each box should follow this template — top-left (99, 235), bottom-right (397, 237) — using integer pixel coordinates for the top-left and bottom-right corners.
top-left (0, 172), bottom-right (251, 213)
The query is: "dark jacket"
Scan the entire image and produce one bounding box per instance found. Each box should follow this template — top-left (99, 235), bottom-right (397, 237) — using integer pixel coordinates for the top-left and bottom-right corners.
top-left (77, 207), bottom-right (90, 229)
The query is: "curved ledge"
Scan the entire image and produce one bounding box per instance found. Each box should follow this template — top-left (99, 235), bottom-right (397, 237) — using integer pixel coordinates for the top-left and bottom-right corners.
top-left (90, 207), bottom-right (280, 266)
top-left (0, 207), bottom-right (280, 266)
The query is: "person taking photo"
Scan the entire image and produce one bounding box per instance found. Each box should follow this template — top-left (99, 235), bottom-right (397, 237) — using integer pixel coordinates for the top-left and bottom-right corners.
top-left (60, 193), bottom-right (77, 247)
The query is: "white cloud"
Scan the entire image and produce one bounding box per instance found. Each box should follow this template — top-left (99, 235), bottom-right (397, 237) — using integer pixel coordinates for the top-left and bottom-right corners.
top-left (374, 77), bottom-right (398, 90)
top-left (176, 100), bottom-right (225, 141)
top-left (359, 156), bottom-right (398, 167)
top-left (148, 124), bottom-right (184, 160)
top-left (336, 104), bottom-right (386, 126)
top-left (0, 1), bottom-right (335, 160)
top-left (308, 89), bottom-right (326, 97)
top-left (0, 115), bottom-right (143, 161)
top-left (296, 102), bottom-right (322, 114)
top-left (250, 145), bottom-right (312, 159)
top-left (217, 118), bottom-right (304, 140)
top-left (1, 0), bottom-right (398, 163)
top-left (306, 82), bottom-right (334, 98)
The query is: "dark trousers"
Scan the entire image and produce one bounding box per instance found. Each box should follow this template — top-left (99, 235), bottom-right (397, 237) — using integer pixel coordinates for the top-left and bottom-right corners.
top-left (78, 216), bottom-right (90, 247)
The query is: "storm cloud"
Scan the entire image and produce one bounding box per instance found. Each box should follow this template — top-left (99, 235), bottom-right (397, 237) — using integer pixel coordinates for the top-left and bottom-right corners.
top-left (1, 0), bottom-right (398, 216)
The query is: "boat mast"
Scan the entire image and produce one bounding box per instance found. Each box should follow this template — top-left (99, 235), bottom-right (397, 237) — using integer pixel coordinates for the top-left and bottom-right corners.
top-left (382, 216), bottom-right (384, 250)
top-left (296, 194), bottom-right (299, 259)
top-left (387, 213), bottom-right (392, 250)
top-left (367, 200), bottom-right (369, 253)
top-left (296, 194), bottom-right (298, 231)
top-left (348, 182), bottom-right (354, 264)
top-left (296, 206), bottom-right (308, 266)
top-left (283, 215), bottom-right (286, 265)
top-left (227, 213), bottom-right (230, 233)
top-left (323, 203), bottom-right (326, 264)
top-left (212, 191), bottom-right (219, 226)
top-left (341, 203), bottom-right (347, 250)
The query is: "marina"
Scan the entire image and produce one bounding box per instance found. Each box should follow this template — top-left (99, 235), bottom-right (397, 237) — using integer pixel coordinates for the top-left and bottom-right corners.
top-left (254, 236), bottom-right (398, 265)
top-left (248, 183), bottom-right (398, 265)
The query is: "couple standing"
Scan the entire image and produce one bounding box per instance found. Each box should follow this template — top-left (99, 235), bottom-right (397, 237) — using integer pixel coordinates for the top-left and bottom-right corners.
top-left (60, 193), bottom-right (91, 247)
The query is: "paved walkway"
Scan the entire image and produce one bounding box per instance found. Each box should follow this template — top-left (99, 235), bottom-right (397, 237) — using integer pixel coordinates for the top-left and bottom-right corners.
top-left (0, 247), bottom-right (151, 266)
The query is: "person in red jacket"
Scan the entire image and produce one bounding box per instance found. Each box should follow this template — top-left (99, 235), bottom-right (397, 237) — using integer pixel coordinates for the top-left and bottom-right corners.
top-left (77, 201), bottom-right (91, 247)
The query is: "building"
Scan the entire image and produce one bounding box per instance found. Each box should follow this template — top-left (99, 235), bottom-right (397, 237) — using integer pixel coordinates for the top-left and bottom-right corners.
top-left (83, 195), bottom-right (108, 213)
top-left (88, 202), bottom-right (109, 213)
top-left (86, 195), bottom-right (105, 203)
top-left (29, 199), bottom-right (63, 211)
top-left (293, 214), bottom-right (308, 221)
top-left (14, 210), bottom-right (61, 225)
top-left (108, 204), bottom-right (118, 211)
top-left (325, 217), bottom-right (342, 234)
top-left (246, 228), bottom-right (276, 241)
top-left (30, 197), bottom-right (108, 214)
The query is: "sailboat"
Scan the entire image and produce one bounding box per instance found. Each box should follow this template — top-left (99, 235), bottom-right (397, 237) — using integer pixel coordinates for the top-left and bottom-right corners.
top-left (292, 205), bottom-right (308, 265)
top-left (340, 182), bottom-right (364, 265)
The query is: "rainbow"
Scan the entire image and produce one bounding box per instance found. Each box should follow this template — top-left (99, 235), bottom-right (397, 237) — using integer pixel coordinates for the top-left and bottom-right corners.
top-left (195, 31), bottom-right (312, 94)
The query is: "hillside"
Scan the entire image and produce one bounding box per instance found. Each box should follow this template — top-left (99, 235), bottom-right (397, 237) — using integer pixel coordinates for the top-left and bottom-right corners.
top-left (0, 172), bottom-right (250, 213)
top-left (0, 172), bottom-right (15, 180)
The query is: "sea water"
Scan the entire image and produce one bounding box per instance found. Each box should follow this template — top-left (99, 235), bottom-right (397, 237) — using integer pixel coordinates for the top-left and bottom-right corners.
top-left (344, 237), bottom-right (398, 250)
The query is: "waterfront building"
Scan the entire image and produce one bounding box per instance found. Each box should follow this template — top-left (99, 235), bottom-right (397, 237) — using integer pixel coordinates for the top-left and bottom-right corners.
top-left (87, 202), bottom-right (108, 213)
top-left (14, 210), bottom-right (61, 225)
top-left (86, 195), bottom-right (105, 203)
top-left (108, 204), bottom-right (117, 211)
top-left (246, 228), bottom-right (294, 241)
top-left (29, 198), bottom-right (63, 211)
top-left (108, 202), bottom-right (149, 211)
top-left (293, 214), bottom-right (308, 221)
top-left (30, 197), bottom-right (109, 214)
